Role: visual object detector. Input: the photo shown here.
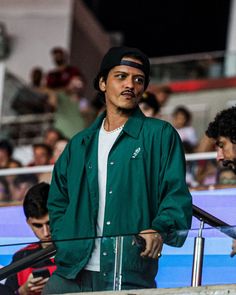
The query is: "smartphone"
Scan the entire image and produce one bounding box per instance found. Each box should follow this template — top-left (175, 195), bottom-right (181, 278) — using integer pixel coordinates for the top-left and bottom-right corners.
top-left (134, 235), bottom-right (146, 251)
top-left (32, 268), bottom-right (50, 279)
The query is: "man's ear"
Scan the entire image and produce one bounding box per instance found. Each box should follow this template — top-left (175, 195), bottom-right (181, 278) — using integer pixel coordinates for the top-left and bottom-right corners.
top-left (99, 77), bottom-right (106, 92)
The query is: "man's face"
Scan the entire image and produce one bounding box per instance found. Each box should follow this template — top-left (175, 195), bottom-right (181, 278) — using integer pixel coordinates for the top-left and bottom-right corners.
top-left (53, 51), bottom-right (66, 66)
top-left (34, 147), bottom-right (51, 166)
top-left (44, 131), bottom-right (60, 148)
top-left (99, 57), bottom-right (145, 112)
top-left (216, 136), bottom-right (236, 174)
top-left (27, 214), bottom-right (51, 248)
top-left (172, 112), bottom-right (187, 129)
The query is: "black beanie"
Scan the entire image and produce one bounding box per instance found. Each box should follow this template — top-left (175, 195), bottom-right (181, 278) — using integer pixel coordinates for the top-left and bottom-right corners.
top-left (94, 46), bottom-right (150, 91)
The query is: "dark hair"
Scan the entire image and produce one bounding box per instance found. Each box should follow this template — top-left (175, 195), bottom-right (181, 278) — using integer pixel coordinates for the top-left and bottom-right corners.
top-left (51, 46), bottom-right (65, 55)
top-left (182, 140), bottom-right (195, 153)
top-left (31, 67), bottom-right (43, 87)
top-left (9, 158), bottom-right (22, 168)
top-left (206, 106), bottom-right (236, 143)
top-left (139, 91), bottom-right (160, 114)
top-left (0, 139), bottom-right (13, 157)
top-left (172, 106), bottom-right (192, 125)
top-left (44, 127), bottom-right (64, 140)
top-left (23, 182), bottom-right (49, 219)
top-left (91, 92), bottom-right (106, 111)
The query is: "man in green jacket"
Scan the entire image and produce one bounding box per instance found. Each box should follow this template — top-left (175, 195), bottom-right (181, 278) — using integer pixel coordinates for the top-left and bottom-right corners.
top-left (43, 46), bottom-right (192, 294)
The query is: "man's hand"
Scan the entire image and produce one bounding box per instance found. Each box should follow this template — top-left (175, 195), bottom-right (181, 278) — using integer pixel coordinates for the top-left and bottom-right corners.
top-left (230, 239), bottom-right (236, 257)
top-left (18, 273), bottom-right (49, 295)
top-left (138, 229), bottom-right (163, 259)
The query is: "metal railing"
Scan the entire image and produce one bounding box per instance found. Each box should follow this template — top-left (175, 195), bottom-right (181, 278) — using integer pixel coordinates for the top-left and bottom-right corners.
top-left (0, 206), bottom-right (235, 289)
top-left (0, 152), bottom-right (217, 178)
top-left (150, 50), bottom-right (236, 84)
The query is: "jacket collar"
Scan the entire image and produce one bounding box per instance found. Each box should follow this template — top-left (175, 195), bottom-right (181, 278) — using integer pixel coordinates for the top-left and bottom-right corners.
top-left (81, 107), bottom-right (145, 143)
top-left (123, 107), bottom-right (145, 138)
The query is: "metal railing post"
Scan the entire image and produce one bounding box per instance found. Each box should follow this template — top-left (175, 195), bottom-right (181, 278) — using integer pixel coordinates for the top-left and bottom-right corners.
top-left (191, 219), bottom-right (205, 287)
top-left (113, 236), bottom-right (124, 291)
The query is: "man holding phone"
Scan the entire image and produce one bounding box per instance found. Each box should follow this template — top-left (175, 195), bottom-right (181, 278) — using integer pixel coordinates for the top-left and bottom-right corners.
top-left (5, 182), bottom-right (56, 295)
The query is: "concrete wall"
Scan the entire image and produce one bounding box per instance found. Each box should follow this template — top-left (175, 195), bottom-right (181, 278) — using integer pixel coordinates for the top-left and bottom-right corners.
top-left (0, 0), bottom-right (111, 98)
top-left (70, 0), bottom-right (111, 98)
top-left (0, 0), bottom-right (72, 83)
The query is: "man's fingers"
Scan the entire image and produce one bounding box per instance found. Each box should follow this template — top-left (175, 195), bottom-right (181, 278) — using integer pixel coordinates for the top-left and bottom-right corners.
top-left (140, 238), bottom-right (162, 258)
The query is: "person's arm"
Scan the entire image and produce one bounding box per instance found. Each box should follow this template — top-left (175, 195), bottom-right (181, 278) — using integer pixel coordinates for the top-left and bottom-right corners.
top-left (152, 123), bottom-right (192, 247)
top-left (194, 134), bottom-right (215, 152)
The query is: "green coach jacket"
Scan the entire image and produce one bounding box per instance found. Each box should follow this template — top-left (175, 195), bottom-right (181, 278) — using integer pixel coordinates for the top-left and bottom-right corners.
top-left (48, 107), bottom-right (192, 287)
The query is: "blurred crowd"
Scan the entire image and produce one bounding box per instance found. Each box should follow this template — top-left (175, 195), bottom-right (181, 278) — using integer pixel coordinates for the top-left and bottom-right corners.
top-left (0, 46), bottom-right (234, 205)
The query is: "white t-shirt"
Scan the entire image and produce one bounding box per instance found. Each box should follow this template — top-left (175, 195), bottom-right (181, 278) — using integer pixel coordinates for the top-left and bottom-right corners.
top-left (85, 120), bottom-right (123, 271)
top-left (176, 126), bottom-right (198, 146)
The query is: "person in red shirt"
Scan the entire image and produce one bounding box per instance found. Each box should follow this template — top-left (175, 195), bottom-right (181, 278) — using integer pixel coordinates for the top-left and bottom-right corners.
top-left (46, 47), bottom-right (85, 90)
top-left (5, 182), bottom-right (56, 295)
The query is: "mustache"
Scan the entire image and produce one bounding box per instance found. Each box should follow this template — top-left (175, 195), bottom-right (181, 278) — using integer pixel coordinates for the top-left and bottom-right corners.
top-left (121, 90), bottom-right (135, 97)
top-left (222, 160), bottom-right (236, 174)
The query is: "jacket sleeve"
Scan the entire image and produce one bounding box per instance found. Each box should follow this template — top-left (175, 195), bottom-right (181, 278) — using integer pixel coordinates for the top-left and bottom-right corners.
top-left (47, 144), bottom-right (70, 241)
top-left (152, 122), bottom-right (192, 247)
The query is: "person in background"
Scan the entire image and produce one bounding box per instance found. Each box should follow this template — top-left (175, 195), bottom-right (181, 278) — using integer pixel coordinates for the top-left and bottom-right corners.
top-left (194, 134), bottom-right (215, 153)
top-left (205, 106), bottom-right (236, 256)
top-left (171, 105), bottom-right (198, 148)
top-left (155, 85), bottom-right (172, 107)
top-left (29, 67), bottom-right (56, 113)
top-left (206, 106), bottom-right (236, 174)
top-left (0, 139), bottom-right (14, 169)
top-left (29, 144), bottom-right (53, 167)
top-left (5, 182), bottom-right (56, 294)
top-left (8, 159), bottom-right (22, 169)
top-left (147, 84), bottom-right (172, 107)
top-left (28, 144), bottom-right (53, 183)
top-left (0, 176), bottom-right (10, 202)
top-left (217, 167), bottom-right (236, 185)
top-left (139, 91), bottom-right (160, 118)
top-left (46, 47), bottom-right (84, 90)
top-left (147, 84), bottom-right (172, 117)
top-left (43, 128), bottom-right (64, 150)
top-left (50, 138), bottom-right (69, 164)
top-left (43, 46), bottom-right (192, 294)
top-left (5, 159), bottom-right (23, 202)
top-left (48, 75), bottom-right (87, 139)
top-left (11, 174), bottom-right (38, 202)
